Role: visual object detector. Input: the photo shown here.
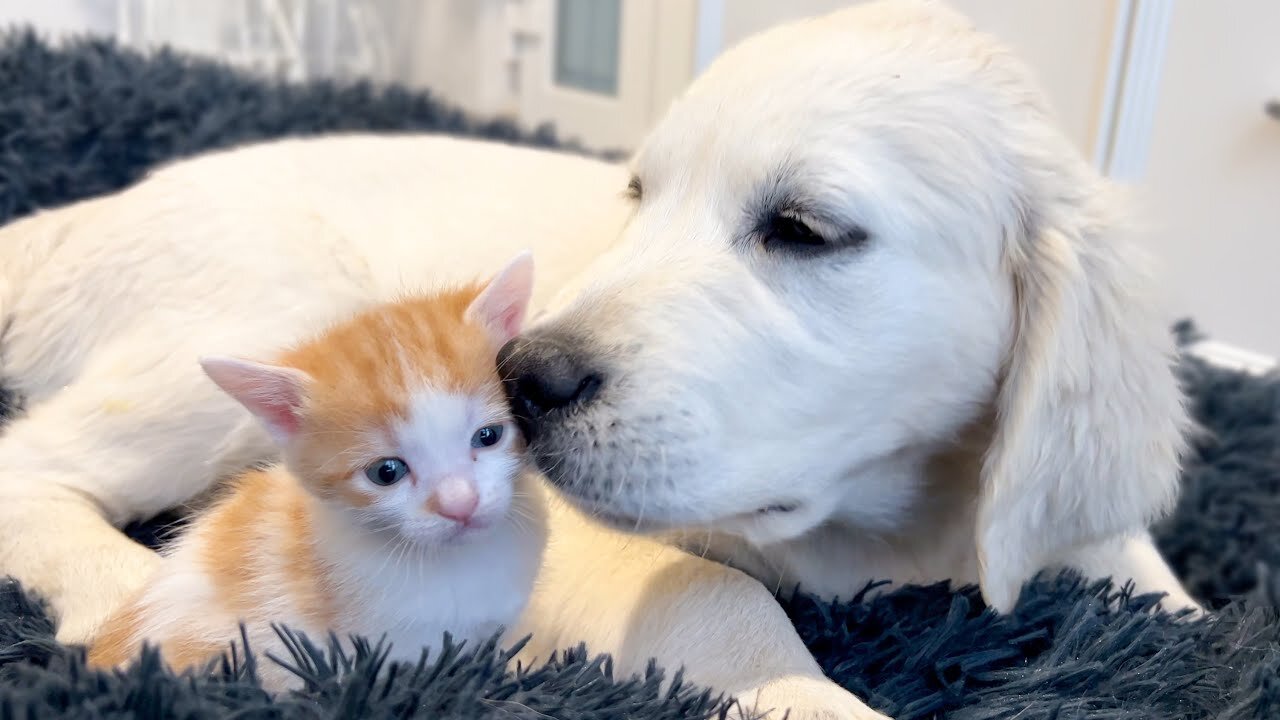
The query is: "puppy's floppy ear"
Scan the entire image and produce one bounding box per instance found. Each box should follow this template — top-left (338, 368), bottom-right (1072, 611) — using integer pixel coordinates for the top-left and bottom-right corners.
top-left (977, 184), bottom-right (1189, 612)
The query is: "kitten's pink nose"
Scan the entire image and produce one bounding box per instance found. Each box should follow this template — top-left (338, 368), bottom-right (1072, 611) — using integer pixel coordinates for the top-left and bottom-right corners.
top-left (427, 477), bottom-right (479, 523)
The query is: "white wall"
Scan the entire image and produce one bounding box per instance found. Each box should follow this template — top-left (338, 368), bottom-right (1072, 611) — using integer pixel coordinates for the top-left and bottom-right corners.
top-left (1136, 0), bottom-right (1280, 355)
top-left (397, 0), bottom-right (516, 117)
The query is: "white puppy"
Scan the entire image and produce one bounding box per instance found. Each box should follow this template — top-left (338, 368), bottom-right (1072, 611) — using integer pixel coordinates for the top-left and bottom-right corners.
top-left (0, 2), bottom-right (1197, 719)
top-left (501, 0), bottom-right (1201, 617)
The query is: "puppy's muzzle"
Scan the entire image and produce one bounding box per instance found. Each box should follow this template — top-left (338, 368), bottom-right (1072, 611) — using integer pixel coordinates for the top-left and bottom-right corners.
top-left (499, 333), bottom-right (604, 440)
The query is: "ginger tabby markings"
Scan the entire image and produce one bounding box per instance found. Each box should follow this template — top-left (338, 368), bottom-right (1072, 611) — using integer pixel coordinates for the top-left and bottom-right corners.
top-left (88, 253), bottom-right (547, 691)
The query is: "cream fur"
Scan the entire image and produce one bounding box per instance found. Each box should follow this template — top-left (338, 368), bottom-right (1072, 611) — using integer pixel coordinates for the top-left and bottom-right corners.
top-left (0, 2), bottom-right (1197, 719)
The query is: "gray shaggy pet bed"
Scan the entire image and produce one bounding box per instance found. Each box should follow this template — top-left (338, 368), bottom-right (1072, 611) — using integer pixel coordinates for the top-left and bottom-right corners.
top-left (1, 31), bottom-right (1278, 720)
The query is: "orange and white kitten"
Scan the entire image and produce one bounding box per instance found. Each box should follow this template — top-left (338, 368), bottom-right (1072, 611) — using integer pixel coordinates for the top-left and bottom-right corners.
top-left (88, 253), bottom-right (546, 690)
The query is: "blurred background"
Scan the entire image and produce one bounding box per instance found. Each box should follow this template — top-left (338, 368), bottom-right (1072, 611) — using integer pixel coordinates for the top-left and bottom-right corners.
top-left (0, 0), bottom-right (1277, 361)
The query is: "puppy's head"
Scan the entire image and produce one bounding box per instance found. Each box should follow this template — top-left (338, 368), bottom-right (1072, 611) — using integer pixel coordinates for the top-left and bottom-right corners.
top-left (503, 0), bottom-right (1187, 610)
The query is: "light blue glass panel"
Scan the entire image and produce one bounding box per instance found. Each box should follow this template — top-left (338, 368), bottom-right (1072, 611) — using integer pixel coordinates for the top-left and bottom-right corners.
top-left (554, 0), bottom-right (621, 96)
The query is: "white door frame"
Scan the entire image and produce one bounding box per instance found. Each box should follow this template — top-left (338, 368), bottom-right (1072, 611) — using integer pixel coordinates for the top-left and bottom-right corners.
top-left (1094, 0), bottom-right (1176, 181)
top-left (693, 0), bottom-right (725, 75)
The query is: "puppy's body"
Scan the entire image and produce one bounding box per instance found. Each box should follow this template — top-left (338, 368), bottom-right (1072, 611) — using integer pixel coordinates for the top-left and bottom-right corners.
top-left (0, 3), bottom-right (1197, 718)
top-left (0, 135), bottom-right (851, 715)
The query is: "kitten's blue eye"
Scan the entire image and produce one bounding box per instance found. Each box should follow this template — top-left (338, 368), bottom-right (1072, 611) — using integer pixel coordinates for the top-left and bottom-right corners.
top-left (366, 458), bottom-right (409, 486)
top-left (470, 424), bottom-right (504, 448)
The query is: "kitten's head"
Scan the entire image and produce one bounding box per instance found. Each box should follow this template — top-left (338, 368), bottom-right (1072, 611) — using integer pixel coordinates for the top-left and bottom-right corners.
top-left (201, 253), bottom-right (536, 547)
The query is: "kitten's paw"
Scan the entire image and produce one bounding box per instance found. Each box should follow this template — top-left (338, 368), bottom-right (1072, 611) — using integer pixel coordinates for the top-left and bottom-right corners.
top-left (731, 674), bottom-right (891, 720)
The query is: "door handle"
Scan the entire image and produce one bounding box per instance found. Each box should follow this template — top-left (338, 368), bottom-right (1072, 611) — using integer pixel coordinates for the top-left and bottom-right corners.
top-left (1267, 99), bottom-right (1280, 122)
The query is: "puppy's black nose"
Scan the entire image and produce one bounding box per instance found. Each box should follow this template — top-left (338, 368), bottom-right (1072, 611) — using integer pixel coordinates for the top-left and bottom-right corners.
top-left (499, 335), bottom-right (603, 434)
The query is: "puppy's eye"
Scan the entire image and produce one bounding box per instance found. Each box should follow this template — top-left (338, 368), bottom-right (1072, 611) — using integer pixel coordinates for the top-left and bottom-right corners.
top-left (366, 457), bottom-right (409, 486)
top-left (624, 175), bottom-right (642, 201)
top-left (762, 214), bottom-right (825, 253)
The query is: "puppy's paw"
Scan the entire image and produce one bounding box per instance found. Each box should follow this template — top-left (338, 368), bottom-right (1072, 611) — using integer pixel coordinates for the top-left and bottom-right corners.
top-left (0, 490), bottom-right (164, 647)
top-left (51, 538), bottom-right (161, 646)
top-left (731, 674), bottom-right (891, 720)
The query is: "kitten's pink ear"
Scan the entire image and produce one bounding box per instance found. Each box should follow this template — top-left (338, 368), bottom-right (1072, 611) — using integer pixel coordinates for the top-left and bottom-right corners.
top-left (466, 251), bottom-right (535, 346)
top-left (199, 356), bottom-right (313, 445)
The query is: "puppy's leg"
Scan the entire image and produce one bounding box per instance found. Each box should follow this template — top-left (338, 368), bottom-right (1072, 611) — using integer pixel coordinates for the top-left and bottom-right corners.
top-left (0, 340), bottom-right (272, 645)
top-left (515, 493), bottom-right (891, 720)
top-left (1058, 531), bottom-right (1202, 615)
top-left (0, 483), bottom-right (161, 647)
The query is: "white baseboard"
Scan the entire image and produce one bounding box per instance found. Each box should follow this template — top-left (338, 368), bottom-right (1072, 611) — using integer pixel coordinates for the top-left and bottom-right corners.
top-left (1185, 339), bottom-right (1277, 376)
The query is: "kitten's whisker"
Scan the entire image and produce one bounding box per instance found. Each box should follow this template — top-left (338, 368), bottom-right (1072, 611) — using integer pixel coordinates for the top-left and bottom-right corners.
top-left (357, 520), bottom-right (403, 537)
top-left (629, 443), bottom-right (646, 535)
top-left (371, 532), bottom-right (408, 579)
